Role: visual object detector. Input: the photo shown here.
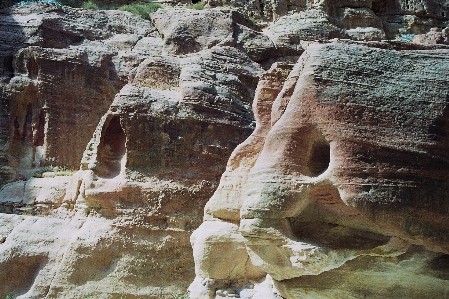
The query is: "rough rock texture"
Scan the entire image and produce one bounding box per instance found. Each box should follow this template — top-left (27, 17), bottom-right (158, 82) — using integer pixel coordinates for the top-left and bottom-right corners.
top-left (1, 1), bottom-right (449, 298)
top-left (191, 42), bottom-right (449, 298)
top-left (0, 3), bottom-right (264, 298)
top-left (205, 0), bottom-right (449, 42)
top-left (0, 3), bottom-right (160, 187)
top-left (413, 26), bottom-right (449, 44)
top-left (151, 8), bottom-right (289, 61)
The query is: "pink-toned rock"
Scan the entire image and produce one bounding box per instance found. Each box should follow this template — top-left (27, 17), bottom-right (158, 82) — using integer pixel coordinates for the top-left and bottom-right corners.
top-left (413, 27), bottom-right (449, 44)
top-left (191, 41), bottom-right (449, 298)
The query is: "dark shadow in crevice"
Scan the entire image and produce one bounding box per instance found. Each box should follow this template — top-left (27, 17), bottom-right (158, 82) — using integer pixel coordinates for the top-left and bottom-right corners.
top-left (33, 109), bottom-right (45, 146)
top-left (305, 127), bottom-right (330, 177)
top-left (96, 116), bottom-right (126, 178)
top-left (307, 139), bottom-right (330, 177)
top-left (0, 254), bottom-right (47, 298)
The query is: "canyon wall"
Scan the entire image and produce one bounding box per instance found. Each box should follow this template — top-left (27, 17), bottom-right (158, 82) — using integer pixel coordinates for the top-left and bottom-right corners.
top-left (0, 0), bottom-right (448, 298)
top-left (191, 41), bottom-right (449, 298)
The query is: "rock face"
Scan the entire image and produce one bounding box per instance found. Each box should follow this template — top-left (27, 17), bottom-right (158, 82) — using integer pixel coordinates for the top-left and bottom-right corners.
top-left (1, 1), bottom-right (449, 299)
top-left (0, 3), bottom-right (264, 298)
top-left (0, 3), bottom-right (159, 187)
top-left (191, 42), bottom-right (449, 298)
top-left (207, 0), bottom-right (449, 41)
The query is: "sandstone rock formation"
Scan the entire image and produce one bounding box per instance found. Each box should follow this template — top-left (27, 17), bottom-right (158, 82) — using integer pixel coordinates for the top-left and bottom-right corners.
top-left (191, 42), bottom-right (449, 298)
top-left (0, 3), bottom-right (263, 298)
top-left (206, 0), bottom-right (449, 42)
top-left (1, 0), bottom-right (449, 298)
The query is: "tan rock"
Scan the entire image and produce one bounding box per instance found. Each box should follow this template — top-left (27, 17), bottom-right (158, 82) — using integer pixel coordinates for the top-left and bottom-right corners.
top-left (191, 221), bottom-right (265, 280)
top-left (0, 4), bottom-right (162, 187)
top-left (204, 62), bottom-right (293, 222)
top-left (413, 27), bottom-right (449, 44)
top-left (0, 4), bottom-right (265, 297)
top-left (191, 42), bottom-right (449, 298)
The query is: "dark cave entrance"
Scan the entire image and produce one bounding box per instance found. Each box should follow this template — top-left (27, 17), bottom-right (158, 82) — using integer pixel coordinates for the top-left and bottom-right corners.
top-left (97, 116), bottom-right (126, 178)
top-left (307, 140), bottom-right (330, 176)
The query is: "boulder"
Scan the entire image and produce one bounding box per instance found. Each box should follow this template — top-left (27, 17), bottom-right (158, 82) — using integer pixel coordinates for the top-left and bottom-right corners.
top-left (150, 8), bottom-right (282, 61)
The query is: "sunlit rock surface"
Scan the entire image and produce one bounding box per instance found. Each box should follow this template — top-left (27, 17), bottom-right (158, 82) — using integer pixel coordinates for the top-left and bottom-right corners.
top-left (191, 42), bottom-right (449, 298)
top-left (0, 1), bottom-right (449, 298)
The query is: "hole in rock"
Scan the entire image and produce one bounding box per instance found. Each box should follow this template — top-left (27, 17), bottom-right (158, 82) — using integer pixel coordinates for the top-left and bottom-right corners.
top-left (192, 0), bottom-right (200, 4)
top-left (97, 116), bottom-right (126, 178)
top-left (307, 137), bottom-right (330, 177)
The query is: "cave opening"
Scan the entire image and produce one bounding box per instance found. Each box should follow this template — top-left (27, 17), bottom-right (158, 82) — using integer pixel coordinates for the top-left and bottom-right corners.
top-left (97, 116), bottom-right (126, 178)
top-left (192, 0), bottom-right (200, 4)
top-left (307, 136), bottom-right (330, 177)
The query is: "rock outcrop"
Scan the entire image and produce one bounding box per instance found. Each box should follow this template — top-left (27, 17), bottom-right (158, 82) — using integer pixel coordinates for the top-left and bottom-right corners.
top-left (191, 42), bottom-right (449, 298)
top-left (1, 1), bottom-right (449, 298)
top-left (206, 0), bottom-right (449, 42)
top-left (0, 3), bottom-right (159, 187)
top-left (0, 3), bottom-right (263, 298)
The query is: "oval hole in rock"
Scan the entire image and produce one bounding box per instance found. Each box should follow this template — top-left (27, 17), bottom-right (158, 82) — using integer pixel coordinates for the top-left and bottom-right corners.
top-left (97, 116), bottom-right (126, 178)
top-left (307, 139), bottom-right (330, 177)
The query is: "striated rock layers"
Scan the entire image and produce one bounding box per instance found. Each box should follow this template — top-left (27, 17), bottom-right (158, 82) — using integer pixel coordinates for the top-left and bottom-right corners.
top-left (207, 0), bottom-right (449, 42)
top-left (1, 1), bottom-right (449, 299)
top-left (0, 3), bottom-right (265, 298)
top-left (191, 42), bottom-right (449, 298)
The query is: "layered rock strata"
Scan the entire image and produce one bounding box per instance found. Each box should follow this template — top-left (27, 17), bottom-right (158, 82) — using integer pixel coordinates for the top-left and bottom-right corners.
top-left (0, 4), bottom-right (264, 298)
top-left (206, 0), bottom-right (449, 43)
top-left (1, 1), bottom-right (449, 298)
top-left (191, 42), bottom-right (449, 298)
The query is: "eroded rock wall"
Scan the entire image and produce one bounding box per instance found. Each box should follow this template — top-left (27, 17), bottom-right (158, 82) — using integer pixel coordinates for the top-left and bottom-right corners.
top-left (0, 4), bottom-right (160, 188)
top-left (1, 1), bottom-right (449, 299)
top-left (191, 42), bottom-right (449, 298)
top-left (0, 3), bottom-right (265, 298)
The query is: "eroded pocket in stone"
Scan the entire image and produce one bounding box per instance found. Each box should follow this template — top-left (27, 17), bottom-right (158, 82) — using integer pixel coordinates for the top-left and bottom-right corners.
top-left (306, 127), bottom-right (330, 177)
top-left (96, 116), bottom-right (126, 178)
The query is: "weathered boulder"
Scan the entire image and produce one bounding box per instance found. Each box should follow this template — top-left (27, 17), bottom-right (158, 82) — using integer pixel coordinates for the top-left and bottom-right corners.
top-left (413, 26), bottom-right (449, 44)
top-left (264, 9), bottom-right (347, 52)
top-left (150, 8), bottom-right (284, 61)
top-left (191, 42), bottom-right (449, 298)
